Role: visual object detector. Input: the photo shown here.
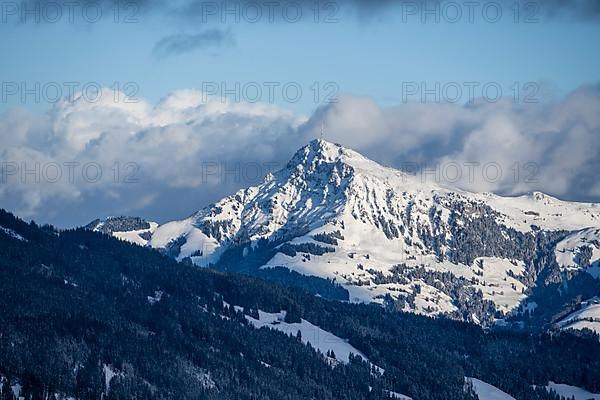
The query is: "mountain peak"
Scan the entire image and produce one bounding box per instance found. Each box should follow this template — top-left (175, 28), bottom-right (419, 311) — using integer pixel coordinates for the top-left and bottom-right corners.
top-left (286, 139), bottom-right (373, 173)
top-left (285, 139), bottom-right (346, 172)
top-left (309, 137), bottom-right (341, 147)
top-left (127, 138), bottom-right (600, 324)
top-left (307, 138), bottom-right (345, 160)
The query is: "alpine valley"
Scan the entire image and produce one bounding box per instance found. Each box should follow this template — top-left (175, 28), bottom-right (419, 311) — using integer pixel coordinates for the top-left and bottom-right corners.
top-left (90, 139), bottom-right (600, 333)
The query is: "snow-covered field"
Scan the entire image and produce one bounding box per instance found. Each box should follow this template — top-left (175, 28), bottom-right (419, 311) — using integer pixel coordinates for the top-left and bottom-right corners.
top-left (546, 382), bottom-right (600, 400)
top-left (245, 310), bottom-right (370, 365)
top-left (243, 309), bottom-right (417, 396)
top-left (555, 228), bottom-right (600, 278)
top-left (557, 297), bottom-right (600, 336)
top-left (465, 377), bottom-right (516, 400)
top-left (437, 257), bottom-right (527, 315)
top-left (482, 192), bottom-right (600, 233)
top-left (383, 390), bottom-right (412, 399)
top-left (113, 221), bottom-right (158, 246)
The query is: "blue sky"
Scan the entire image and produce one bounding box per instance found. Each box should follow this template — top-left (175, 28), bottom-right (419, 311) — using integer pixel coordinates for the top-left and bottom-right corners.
top-left (1, 1), bottom-right (600, 115)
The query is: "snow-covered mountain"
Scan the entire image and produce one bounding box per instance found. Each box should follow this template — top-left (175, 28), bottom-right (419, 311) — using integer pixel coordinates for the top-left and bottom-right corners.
top-left (86, 216), bottom-right (158, 246)
top-left (102, 140), bottom-right (600, 327)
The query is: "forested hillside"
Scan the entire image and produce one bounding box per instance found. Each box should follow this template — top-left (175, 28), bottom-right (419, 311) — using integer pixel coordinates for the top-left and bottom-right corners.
top-left (0, 209), bottom-right (598, 400)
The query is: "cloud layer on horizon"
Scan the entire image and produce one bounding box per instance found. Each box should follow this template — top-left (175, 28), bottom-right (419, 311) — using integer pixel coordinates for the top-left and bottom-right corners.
top-left (0, 84), bottom-right (599, 227)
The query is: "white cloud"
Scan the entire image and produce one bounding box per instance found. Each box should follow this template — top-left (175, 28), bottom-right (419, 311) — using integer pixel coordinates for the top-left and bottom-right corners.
top-left (314, 86), bottom-right (600, 199)
top-left (0, 85), bottom-right (598, 226)
top-left (0, 89), bottom-right (305, 225)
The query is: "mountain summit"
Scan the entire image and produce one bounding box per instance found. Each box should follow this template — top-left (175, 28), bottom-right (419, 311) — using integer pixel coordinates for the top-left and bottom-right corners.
top-left (119, 140), bottom-right (600, 328)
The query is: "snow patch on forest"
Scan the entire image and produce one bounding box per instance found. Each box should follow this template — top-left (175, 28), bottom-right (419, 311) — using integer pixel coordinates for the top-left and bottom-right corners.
top-left (432, 257), bottom-right (527, 315)
top-left (546, 382), bottom-right (600, 400)
top-left (555, 228), bottom-right (600, 278)
top-left (465, 257), bottom-right (526, 314)
top-left (103, 364), bottom-right (119, 394)
top-left (385, 389), bottom-right (412, 399)
top-left (113, 222), bottom-right (158, 246)
top-left (245, 310), bottom-right (378, 369)
top-left (0, 225), bottom-right (26, 241)
top-left (556, 297), bottom-right (600, 336)
top-left (147, 290), bottom-right (163, 305)
top-left (465, 377), bottom-right (516, 400)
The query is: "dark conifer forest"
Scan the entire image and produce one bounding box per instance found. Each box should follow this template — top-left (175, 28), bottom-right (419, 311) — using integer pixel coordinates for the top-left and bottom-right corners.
top-left (0, 209), bottom-right (598, 399)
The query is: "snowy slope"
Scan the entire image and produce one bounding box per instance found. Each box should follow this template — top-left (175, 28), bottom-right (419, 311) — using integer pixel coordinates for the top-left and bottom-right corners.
top-left (383, 391), bottom-right (412, 400)
top-left (142, 140), bottom-right (600, 324)
top-left (438, 257), bottom-right (527, 315)
top-left (546, 382), bottom-right (600, 400)
top-left (0, 225), bottom-right (27, 241)
top-left (112, 222), bottom-right (159, 246)
top-left (86, 217), bottom-right (158, 246)
top-left (555, 228), bottom-right (600, 278)
top-left (465, 377), bottom-right (516, 400)
top-left (482, 192), bottom-right (600, 233)
top-left (245, 310), bottom-right (371, 365)
top-left (556, 297), bottom-right (600, 336)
